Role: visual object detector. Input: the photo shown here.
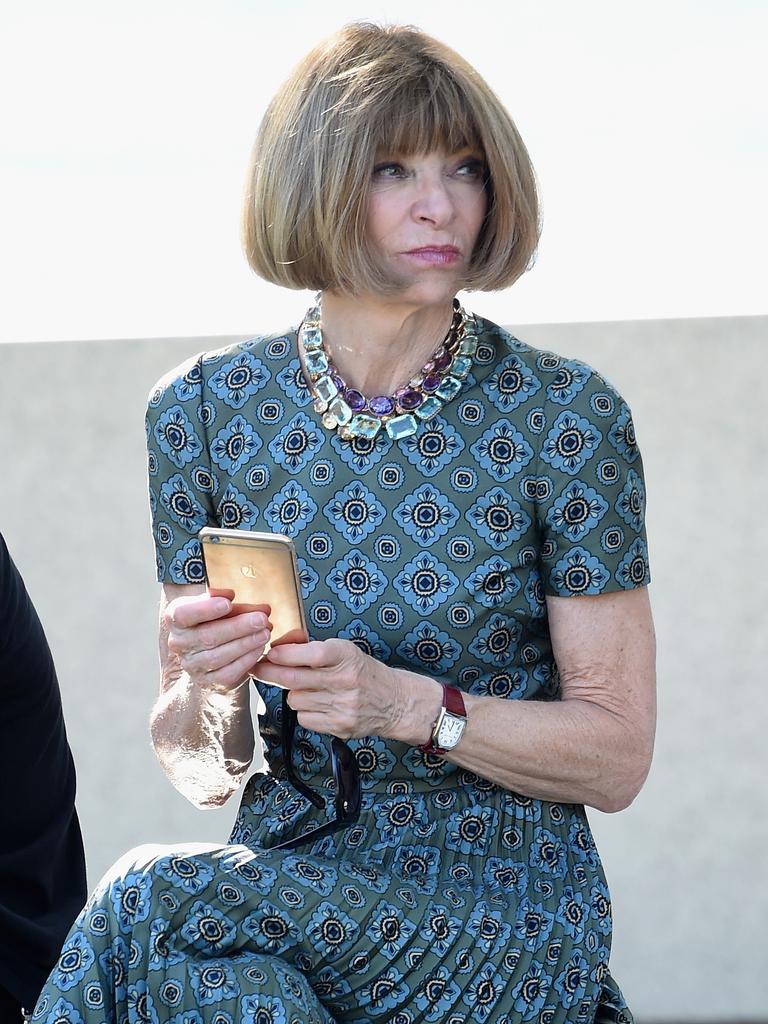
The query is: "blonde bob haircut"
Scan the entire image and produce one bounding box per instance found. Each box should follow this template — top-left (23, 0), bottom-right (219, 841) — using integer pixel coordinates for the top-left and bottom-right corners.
top-left (242, 22), bottom-right (540, 295)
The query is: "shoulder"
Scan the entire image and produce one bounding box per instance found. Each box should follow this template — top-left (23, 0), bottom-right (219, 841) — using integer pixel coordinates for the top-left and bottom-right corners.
top-left (145, 329), bottom-right (298, 423)
top-left (470, 314), bottom-right (637, 438)
top-left (473, 314), bottom-right (621, 403)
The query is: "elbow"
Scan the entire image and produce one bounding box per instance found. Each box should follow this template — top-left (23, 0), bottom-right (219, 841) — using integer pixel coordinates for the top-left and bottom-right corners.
top-left (594, 744), bottom-right (654, 814)
top-left (592, 697), bottom-right (656, 813)
top-left (594, 789), bottom-right (637, 815)
top-left (148, 710), bottom-right (248, 810)
top-left (161, 762), bottom-right (244, 811)
top-left (185, 788), bottom-right (238, 811)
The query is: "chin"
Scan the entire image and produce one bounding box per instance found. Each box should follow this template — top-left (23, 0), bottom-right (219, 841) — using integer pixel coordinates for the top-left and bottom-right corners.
top-left (390, 277), bottom-right (463, 309)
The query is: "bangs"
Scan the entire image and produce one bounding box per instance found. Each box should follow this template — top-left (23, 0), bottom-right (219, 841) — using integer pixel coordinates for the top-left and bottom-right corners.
top-left (368, 68), bottom-right (484, 157)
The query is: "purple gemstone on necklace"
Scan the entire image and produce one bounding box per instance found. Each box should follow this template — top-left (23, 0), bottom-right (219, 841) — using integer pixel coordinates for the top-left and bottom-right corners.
top-left (397, 388), bottom-right (423, 410)
top-left (369, 395), bottom-right (395, 416)
top-left (433, 349), bottom-right (452, 372)
top-left (332, 375), bottom-right (345, 391)
top-left (422, 373), bottom-right (442, 393)
top-left (344, 388), bottom-right (366, 412)
top-left (422, 360), bottom-right (435, 374)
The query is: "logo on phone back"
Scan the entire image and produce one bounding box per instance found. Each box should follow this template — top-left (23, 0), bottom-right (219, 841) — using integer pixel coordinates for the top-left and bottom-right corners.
top-left (241, 565), bottom-right (260, 579)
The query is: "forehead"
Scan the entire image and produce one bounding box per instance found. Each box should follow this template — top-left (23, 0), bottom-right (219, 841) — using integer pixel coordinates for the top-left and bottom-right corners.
top-left (372, 145), bottom-right (482, 160)
top-left (369, 76), bottom-right (483, 158)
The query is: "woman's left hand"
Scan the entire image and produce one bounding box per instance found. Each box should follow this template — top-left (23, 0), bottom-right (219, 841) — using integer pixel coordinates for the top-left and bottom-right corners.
top-left (255, 639), bottom-right (438, 741)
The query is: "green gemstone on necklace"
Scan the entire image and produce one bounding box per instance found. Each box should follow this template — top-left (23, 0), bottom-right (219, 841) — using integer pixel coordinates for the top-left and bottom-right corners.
top-left (415, 395), bottom-right (443, 420)
top-left (450, 355), bottom-right (473, 378)
top-left (435, 376), bottom-right (462, 401)
top-left (458, 337), bottom-right (479, 356)
top-left (305, 349), bottom-right (329, 377)
top-left (348, 413), bottom-right (382, 438)
top-left (328, 395), bottom-right (352, 426)
top-left (315, 375), bottom-right (339, 404)
top-left (386, 413), bottom-right (419, 440)
top-left (302, 326), bottom-right (323, 351)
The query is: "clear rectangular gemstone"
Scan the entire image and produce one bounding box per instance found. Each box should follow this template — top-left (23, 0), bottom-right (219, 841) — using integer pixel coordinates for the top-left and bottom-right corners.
top-left (386, 413), bottom-right (419, 440)
top-left (302, 327), bottom-right (323, 351)
top-left (328, 395), bottom-right (352, 426)
top-left (435, 376), bottom-right (462, 401)
top-left (450, 355), bottom-right (472, 378)
top-left (305, 350), bottom-right (329, 376)
top-left (348, 414), bottom-right (382, 439)
top-left (458, 338), bottom-right (479, 356)
top-left (415, 395), bottom-right (443, 420)
top-left (315, 375), bottom-right (339, 403)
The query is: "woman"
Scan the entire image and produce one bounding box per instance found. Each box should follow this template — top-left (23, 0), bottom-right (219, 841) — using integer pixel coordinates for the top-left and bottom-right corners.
top-left (34, 22), bottom-right (655, 1024)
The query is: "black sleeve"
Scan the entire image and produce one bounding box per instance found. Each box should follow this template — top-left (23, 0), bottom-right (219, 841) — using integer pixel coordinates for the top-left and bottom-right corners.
top-left (0, 532), bottom-right (87, 1009)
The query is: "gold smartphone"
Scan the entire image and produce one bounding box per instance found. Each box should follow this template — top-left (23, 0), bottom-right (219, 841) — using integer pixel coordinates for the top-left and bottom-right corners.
top-left (198, 527), bottom-right (308, 653)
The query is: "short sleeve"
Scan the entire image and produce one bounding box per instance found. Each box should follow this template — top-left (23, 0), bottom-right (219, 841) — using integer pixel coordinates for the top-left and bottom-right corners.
top-left (533, 362), bottom-right (651, 597)
top-left (145, 353), bottom-right (216, 584)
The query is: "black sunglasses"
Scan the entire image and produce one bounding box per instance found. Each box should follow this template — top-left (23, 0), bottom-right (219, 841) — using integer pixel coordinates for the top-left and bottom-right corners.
top-left (270, 691), bottom-right (362, 851)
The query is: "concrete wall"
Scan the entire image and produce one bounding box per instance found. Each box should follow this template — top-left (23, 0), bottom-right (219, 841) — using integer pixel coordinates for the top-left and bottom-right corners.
top-left (1, 315), bottom-right (765, 1020)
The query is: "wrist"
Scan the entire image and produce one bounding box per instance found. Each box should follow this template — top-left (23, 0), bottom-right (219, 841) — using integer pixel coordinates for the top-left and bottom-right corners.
top-left (389, 668), bottom-right (444, 746)
top-left (196, 671), bottom-right (253, 702)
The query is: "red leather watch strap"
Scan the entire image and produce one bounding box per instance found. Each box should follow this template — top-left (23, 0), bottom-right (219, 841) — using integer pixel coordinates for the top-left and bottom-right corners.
top-left (442, 684), bottom-right (466, 717)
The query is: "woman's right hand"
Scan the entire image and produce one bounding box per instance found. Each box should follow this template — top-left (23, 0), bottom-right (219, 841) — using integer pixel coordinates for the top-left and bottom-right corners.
top-left (152, 584), bottom-right (268, 805)
top-left (162, 591), bottom-right (272, 695)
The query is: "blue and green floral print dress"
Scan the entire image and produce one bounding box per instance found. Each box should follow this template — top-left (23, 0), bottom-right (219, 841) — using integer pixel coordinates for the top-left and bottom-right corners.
top-left (34, 316), bottom-right (648, 1023)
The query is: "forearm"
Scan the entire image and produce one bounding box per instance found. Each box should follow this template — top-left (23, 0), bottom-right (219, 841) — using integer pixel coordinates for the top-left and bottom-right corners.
top-left (150, 672), bottom-right (255, 809)
top-left (455, 693), bottom-right (652, 811)
top-left (391, 668), bottom-right (654, 813)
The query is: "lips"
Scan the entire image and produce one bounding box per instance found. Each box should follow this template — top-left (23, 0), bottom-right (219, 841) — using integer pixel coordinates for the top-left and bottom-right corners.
top-left (401, 245), bottom-right (462, 266)
top-left (406, 246), bottom-right (461, 256)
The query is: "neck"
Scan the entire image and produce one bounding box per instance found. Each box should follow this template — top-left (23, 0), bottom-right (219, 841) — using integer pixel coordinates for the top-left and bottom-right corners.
top-left (316, 291), bottom-right (456, 397)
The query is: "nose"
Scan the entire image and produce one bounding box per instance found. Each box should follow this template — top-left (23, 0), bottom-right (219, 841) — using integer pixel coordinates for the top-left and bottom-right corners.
top-left (411, 173), bottom-right (455, 227)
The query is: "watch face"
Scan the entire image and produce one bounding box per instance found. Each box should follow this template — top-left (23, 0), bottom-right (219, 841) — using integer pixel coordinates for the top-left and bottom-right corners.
top-left (436, 711), bottom-right (466, 749)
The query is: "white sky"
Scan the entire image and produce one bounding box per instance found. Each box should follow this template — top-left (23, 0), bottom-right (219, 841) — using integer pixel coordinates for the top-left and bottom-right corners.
top-left (1, 0), bottom-right (765, 344)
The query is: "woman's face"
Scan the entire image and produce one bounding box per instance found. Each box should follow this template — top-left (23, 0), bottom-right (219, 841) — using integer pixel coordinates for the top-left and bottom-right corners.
top-left (365, 148), bottom-right (488, 307)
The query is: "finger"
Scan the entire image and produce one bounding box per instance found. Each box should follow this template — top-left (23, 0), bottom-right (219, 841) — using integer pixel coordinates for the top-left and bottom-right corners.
top-left (295, 711), bottom-right (354, 740)
top-left (265, 639), bottom-right (343, 667)
top-left (167, 593), bottom-right (233, 628)
top-left (285, 688), bottom-right (333, 713)
top-left (168, 611), bottom-right (272, 656)
top-left (195, 648), bottom-right (265, 695)
top-left (182, 629), bottom-right (271, 676)
top-left (254, 660), bottom-right (319, 690)
top-left (169, 594), bottom-right (272, 632)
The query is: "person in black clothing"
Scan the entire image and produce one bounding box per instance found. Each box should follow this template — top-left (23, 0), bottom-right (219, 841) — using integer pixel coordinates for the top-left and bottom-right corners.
top-left (0, 533), bottom-right (87, 1020)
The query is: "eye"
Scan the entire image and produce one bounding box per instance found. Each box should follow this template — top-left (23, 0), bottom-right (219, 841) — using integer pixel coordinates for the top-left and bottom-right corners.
top-left (372, 161), bottom-right (407, 180)
top-left (454, 158), bottom-right (487, 181)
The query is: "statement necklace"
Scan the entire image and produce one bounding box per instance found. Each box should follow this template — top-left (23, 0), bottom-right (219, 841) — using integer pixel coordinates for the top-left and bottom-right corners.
top-left (299, 296), bottom-right (479, 442)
